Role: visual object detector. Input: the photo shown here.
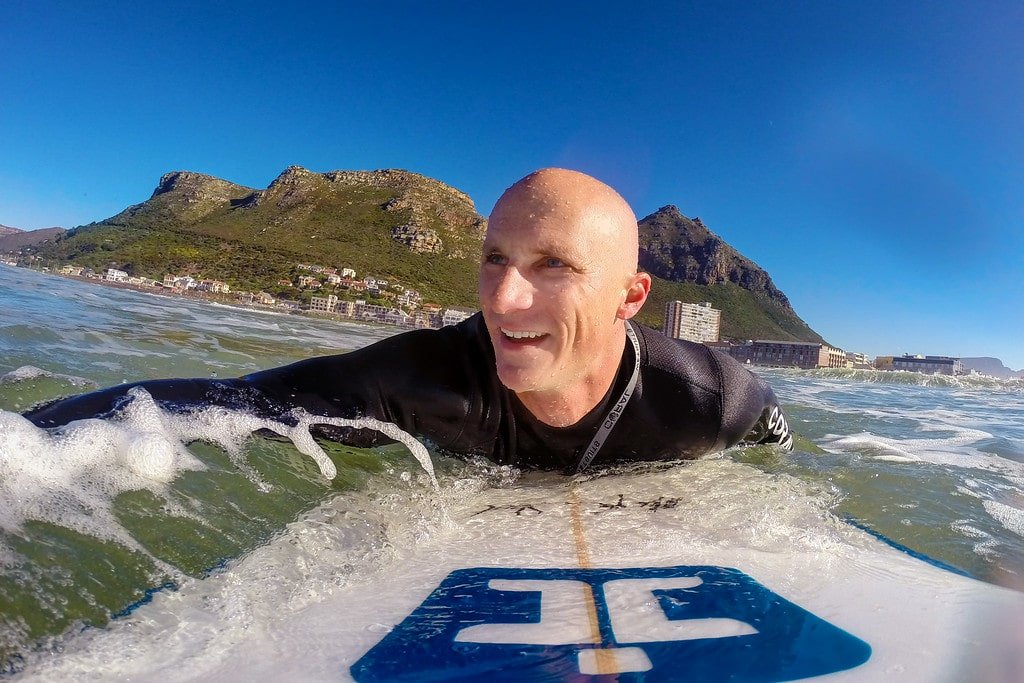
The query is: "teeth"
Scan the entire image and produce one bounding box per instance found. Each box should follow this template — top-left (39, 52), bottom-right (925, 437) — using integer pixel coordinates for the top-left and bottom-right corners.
top-left (501, 328), bottom-right (544, 340)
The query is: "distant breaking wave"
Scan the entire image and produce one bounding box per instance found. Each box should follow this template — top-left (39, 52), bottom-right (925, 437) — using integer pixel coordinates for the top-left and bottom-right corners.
top-left (763, 367), bottom-right (1024, 390)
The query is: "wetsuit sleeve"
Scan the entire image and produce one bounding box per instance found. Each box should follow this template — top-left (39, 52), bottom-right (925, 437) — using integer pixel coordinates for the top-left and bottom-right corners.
top-left (23, 324), bottom-right (480, 451)
top-left (713, 351), bottom-right (794, 451)
top-left (22, 378), bottom-right (259, 428)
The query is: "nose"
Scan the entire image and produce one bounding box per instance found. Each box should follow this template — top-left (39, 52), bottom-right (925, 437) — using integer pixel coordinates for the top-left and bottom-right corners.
top-left (488, 266), bottom-right (534, 314)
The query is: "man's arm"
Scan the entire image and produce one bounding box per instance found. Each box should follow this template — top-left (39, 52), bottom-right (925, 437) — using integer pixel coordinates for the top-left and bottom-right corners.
top-left (713, 351), bottom-right (794, 451)
top-left (738, 396), bottom-right (794, 450)
top-left (23, 320), bottom-right (485, 452)
top-left (23, 377), bottom-right (258, 428)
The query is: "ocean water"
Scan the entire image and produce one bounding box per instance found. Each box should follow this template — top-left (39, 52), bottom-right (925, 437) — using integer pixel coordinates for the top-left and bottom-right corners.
top-left (1, 264), bottom-right (1023, 677)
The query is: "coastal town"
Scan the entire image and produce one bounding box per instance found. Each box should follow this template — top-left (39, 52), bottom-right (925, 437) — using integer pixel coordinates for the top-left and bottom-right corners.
top-left (659, 300), bottom-right (975, 377)
top-left (1, 256), bottom-right (476, 331)
top-left (1, 254), bottom-right (989, 378)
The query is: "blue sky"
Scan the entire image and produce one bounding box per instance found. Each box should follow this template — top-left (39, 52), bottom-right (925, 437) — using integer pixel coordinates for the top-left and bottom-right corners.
top-left (3, 1), bottom-right (1022, 369)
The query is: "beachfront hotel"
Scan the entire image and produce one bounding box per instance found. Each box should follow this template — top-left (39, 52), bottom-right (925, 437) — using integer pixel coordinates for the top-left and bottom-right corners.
top-left (890, 355), bottom-right (964, 376)
top-left (718, 340), bottom-right (848, 369)
top-left (663, 300), bottom-right (721, 343)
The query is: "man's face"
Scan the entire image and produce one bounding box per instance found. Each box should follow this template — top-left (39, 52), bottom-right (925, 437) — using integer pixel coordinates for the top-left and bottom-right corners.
top-left (478, 193), bottom-right (632, 397)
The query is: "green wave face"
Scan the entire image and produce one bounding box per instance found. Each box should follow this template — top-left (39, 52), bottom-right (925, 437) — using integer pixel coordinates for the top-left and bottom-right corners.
top-left (0, 426), bottom-right (404, 672)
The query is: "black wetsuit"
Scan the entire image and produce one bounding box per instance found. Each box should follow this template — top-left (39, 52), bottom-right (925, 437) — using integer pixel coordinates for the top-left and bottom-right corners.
top-left (24, 313), bottom-right (793, 471)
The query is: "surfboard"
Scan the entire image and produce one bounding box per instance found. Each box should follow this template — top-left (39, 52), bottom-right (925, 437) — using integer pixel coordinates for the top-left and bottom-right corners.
top-left (9, 427), bottom-right (1023, 681)
top-left (152, 458), bottom-right (1023, 683)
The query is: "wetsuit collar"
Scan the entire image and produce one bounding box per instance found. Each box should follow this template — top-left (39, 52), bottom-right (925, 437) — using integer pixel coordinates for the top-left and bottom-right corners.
top-left (574, 321), bottom-right (641, 473)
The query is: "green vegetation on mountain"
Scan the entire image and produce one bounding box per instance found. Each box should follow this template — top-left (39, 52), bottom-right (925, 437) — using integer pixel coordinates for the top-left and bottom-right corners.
top-left (34, 167), bottom-right (485, 307)
top-left (636, 279), bottom-right (824, 343)
top-left (28, 166), bottom-right (824, 342)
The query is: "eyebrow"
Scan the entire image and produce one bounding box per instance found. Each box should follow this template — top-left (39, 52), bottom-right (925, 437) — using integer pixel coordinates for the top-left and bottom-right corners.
top-left (484, 235), bottom-right (587, 259)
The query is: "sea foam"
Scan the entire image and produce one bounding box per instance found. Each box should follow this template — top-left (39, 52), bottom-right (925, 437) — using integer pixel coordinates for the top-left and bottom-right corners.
top-left (0, 387), bottom-right (437, 552)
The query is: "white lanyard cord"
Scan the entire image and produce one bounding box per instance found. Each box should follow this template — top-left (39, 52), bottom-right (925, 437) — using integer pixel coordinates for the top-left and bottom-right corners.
top-left (574, 321), bottom-right (641, 473)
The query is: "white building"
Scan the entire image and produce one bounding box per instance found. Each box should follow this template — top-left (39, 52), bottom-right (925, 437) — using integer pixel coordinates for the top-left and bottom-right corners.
top-left (412, 311), bottom-right (439, 329)
top-left (354, 301), bottom-right (389, 321)
top-left (198, 279), bottom-right (230, 293)
top-left (397, 288), bottom-right (423, 309)
top-left (104, 268), bottom-right (129, 283)
top-left (846, 351), bottom-right (871, 368)
top-left (441, 307), bottom-right (475, 327)
top-left (309, 294), bottom-right (338, 313)
top-left (164, 275), bottom-right (196, 290)
top-left (663, 301), bottom-right (721, 343)
top-left (384, 308), bottom-right (412, 327)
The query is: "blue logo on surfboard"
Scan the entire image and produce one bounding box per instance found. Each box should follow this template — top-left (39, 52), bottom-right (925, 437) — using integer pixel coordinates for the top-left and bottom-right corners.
top-left (351, 565), bottom-right (870, 681)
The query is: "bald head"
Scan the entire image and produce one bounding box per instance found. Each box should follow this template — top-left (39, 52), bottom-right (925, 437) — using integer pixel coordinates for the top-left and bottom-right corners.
top-left (489, 168), bottom-right (640, 274)
top-left (478, 168), bottom-right (652, 422)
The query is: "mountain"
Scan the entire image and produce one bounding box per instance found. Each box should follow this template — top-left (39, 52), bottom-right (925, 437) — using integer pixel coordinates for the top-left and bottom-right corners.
top-left (28, 167), bottom-right (821, 343)
top-left (634, 206), bottom-right (824, 343)
top-left (0, 226), bottom-right (67, 252)
top-left (32, 167), bottom-right (486, 306)
top-left (961, 357), bottom-right (1022, 379)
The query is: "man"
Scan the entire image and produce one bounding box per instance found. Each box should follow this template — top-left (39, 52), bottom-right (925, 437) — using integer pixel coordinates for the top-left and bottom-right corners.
top-left (25, 168), bottom-right (793, 472)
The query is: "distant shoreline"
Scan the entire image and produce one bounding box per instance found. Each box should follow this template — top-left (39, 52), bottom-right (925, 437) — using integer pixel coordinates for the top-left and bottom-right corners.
top-left (0, 262), bottom-right (397, 333)
top-left (4, 263), bottom-right (1020, 381)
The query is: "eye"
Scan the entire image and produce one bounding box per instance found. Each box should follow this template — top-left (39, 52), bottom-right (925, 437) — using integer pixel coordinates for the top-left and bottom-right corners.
top-left (483, 252), bottom-right (507, 266)
top-left (543, 257), bottom-right (567, 268)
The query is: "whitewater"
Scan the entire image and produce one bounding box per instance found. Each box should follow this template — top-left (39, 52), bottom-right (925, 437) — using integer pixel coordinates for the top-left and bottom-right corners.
top-left (1, 264), bottom-right (1023, 678)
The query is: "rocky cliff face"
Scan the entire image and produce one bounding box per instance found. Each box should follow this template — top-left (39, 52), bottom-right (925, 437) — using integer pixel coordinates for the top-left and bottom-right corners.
top-left (638, 206), bottom-right (793, 311)
top-left (152, 171), bottom-right (253, 204)
top-left (325, 168), bottom-right (486, 257)
top-left (107, 171), bottom-right (255, 225)
top-left (245, 165), bottom-right (327, 211)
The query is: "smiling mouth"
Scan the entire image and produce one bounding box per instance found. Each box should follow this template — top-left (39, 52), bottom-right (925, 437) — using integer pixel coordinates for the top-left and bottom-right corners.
top-left (500, 328), bottom-right (547, 343)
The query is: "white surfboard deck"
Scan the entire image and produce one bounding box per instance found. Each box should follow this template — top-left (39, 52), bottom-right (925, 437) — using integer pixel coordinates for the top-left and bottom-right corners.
top-left (20, 460), bottom-right (1024, 682)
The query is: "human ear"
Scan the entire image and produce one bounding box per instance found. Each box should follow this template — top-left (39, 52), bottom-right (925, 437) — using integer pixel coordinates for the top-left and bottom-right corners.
top-left (617, 272), bottom-right (652, 320)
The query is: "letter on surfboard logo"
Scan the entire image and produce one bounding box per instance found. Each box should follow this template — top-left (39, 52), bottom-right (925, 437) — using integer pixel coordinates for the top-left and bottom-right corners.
top-left (351, 565), bottom-right (871, 681)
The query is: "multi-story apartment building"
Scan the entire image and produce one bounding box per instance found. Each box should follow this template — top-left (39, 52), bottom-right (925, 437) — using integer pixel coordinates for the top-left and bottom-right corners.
top-left (384, 308), bottom-right (412, 327)
top-left (309, 294), bottom-right (338, 313)
top-left (354, 301), bottom-right (390, 321)
top-left (891, 355), bottom-right (964, 376)
top-left (723, 340), bottom-right (846, 369)
top-left (663, 301), bottom-right (721, 343)
top-left (846, 351), bottom-right (871, 367)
